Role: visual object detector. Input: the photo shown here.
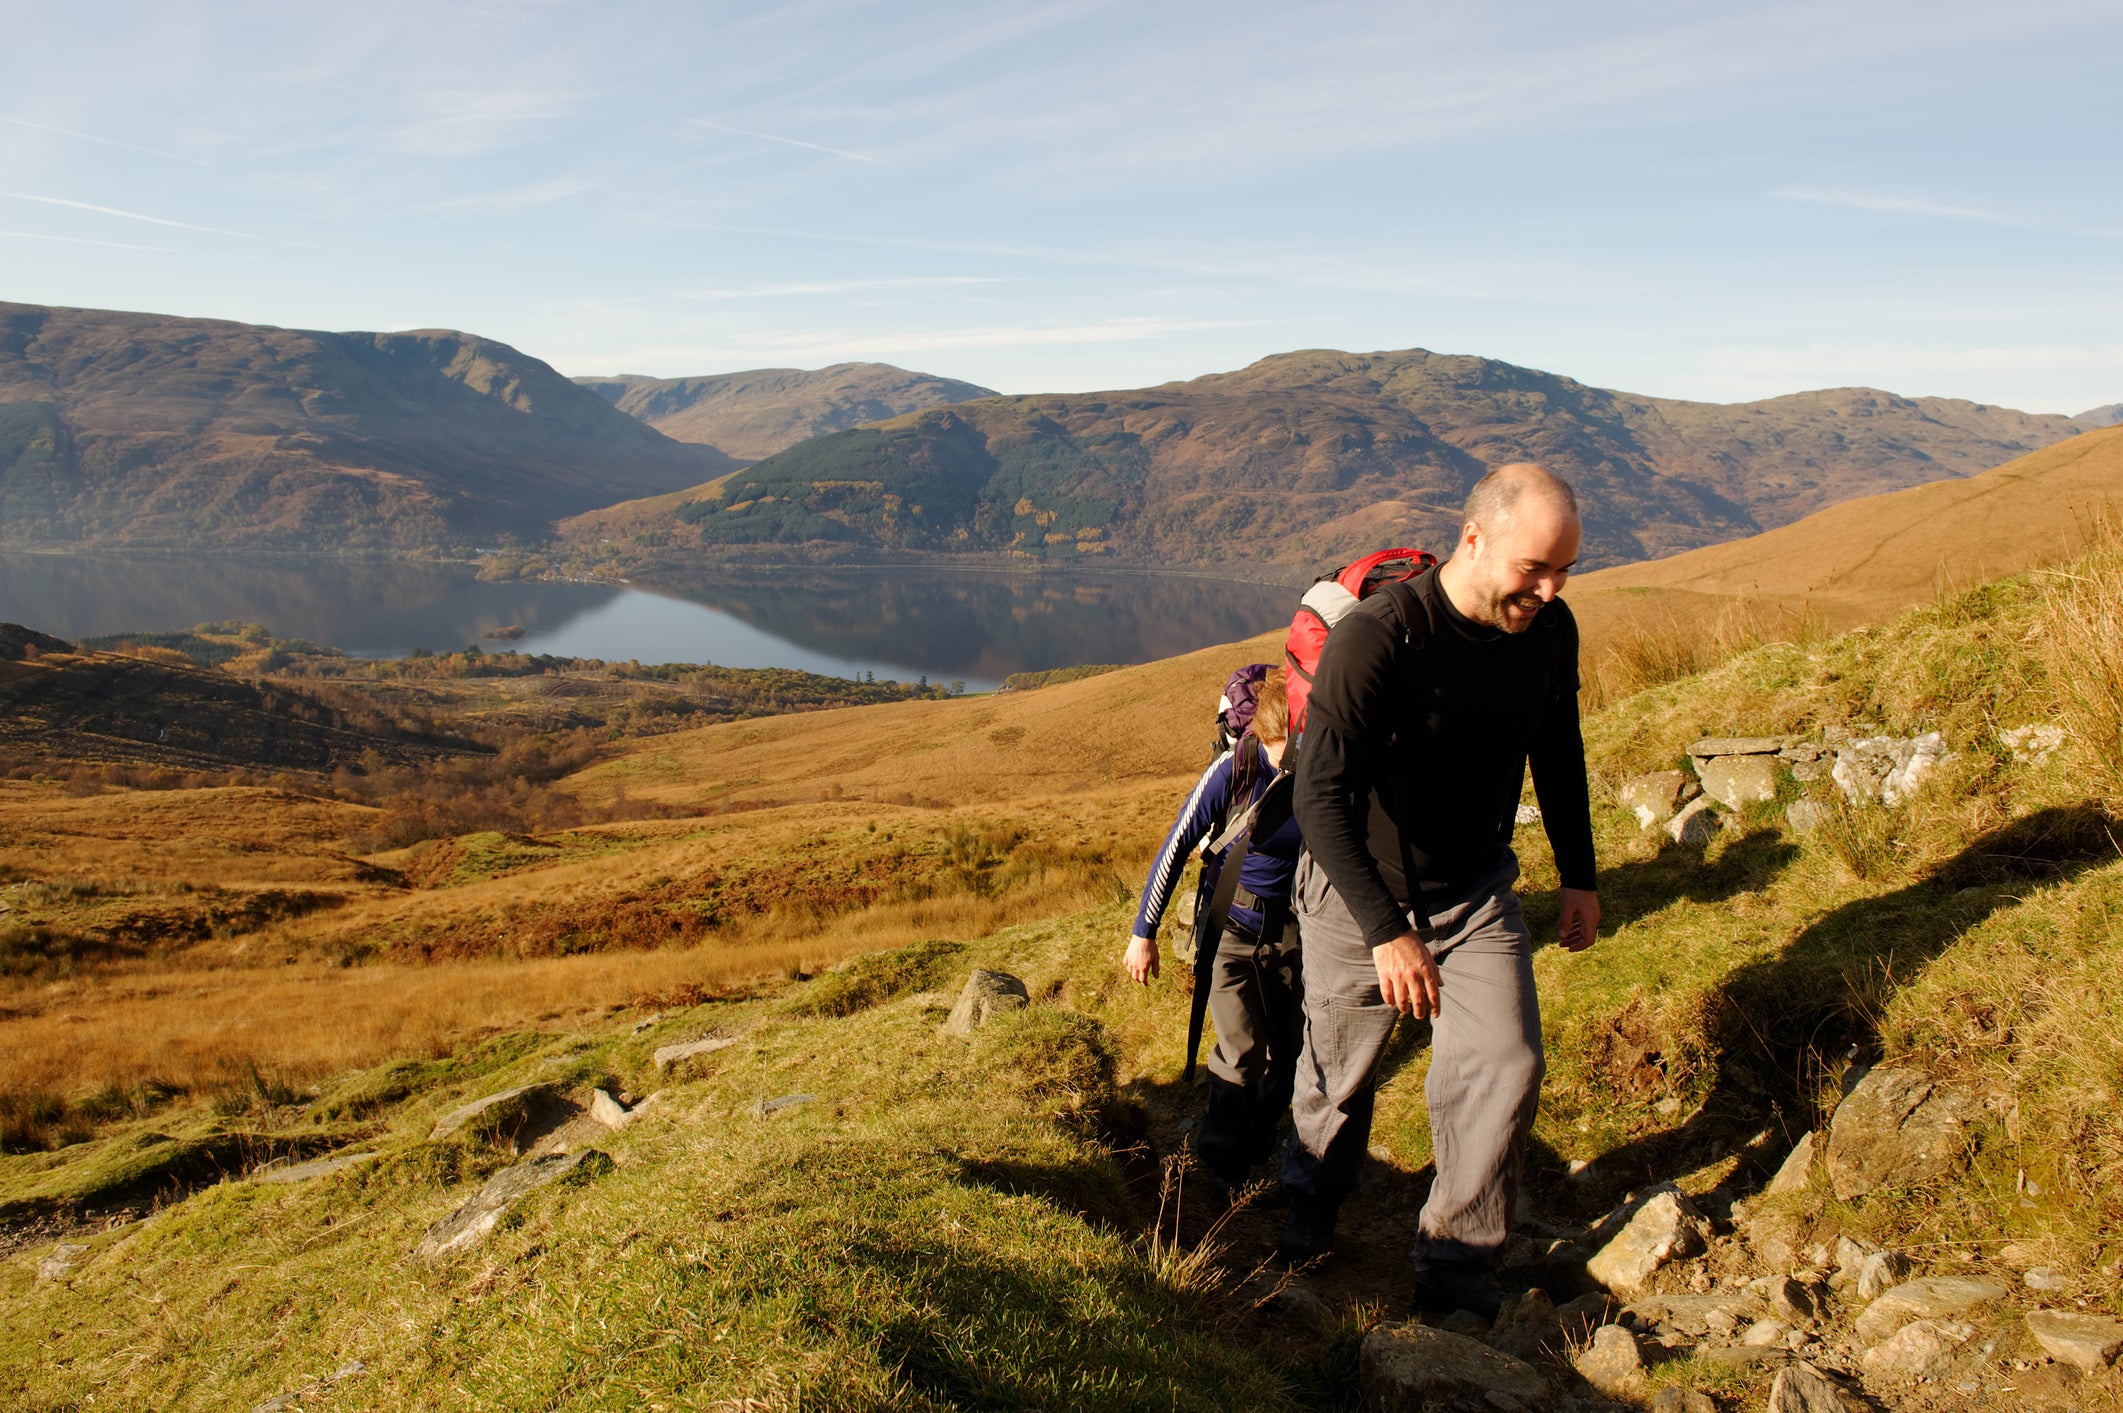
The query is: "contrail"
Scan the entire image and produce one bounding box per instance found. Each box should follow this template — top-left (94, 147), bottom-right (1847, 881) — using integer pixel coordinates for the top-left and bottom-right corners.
top-left (0, 191), bottom-right (331, 250)
top-left (692, 118), bottom-right (887, 166)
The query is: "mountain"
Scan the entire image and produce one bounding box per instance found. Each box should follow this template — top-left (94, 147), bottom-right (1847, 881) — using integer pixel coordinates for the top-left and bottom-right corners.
top-left (565, 347), bottom-right (2093, 576)
top-left (1566, 422), bottom-right (2123, 638)
top-left (2079, 402), bottom-right (2123, 427)
top-left (575, 364), bottom-right (996, 462)
top-left (0, 302), bottom-right (731, 551)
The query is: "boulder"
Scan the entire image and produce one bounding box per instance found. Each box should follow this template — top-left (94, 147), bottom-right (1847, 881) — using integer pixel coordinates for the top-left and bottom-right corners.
top-left (1666, 797), bottom-right (1723, 847)
top-left (414, 1148), bottom-right (613, 1262)
top-left (590, 1088), bottom-right (630, 1129)
top-left (1767, 1361), bottom-right (1860, 1412)
top-left (653, 1035), bottom-right (736, 1071)
top-left (1855, 1249), bottom-right (1916, 1299)
top-left (35, 1242), bottom-right (88, 1282)
top-left (2024, 1309), bottom-right (2123, 1370)
top-left (1687, 736), bottom-right (1793, 758)
top-left (257, 1150), bottom-right (379, 1184)
top-left (429, 1084), bottom-right (549, 1142)
top-left (1832, 732), bottom-right (1950, 807)
top-left (1999, 724), bottom-right (2065, 764)
top-left (1624, 1292), bottom-right (1764, 1337)
top-left (1620, 771), bottom-right (1699, 829)
top-left (943, 969), bottom-right (1030, 1036)
top-left (1854, 1275), bottom-right (2009, 1344)
top-left (1784, 800), bottom-right (1832, 835)
top-left (1554, 1292), bottom-right (1617, 1339)
top-left (1487, 1288), bottom-right (1559, 1362)
top-left (1360, 1321), bottom-right (1553, 1411)
top-left (1763, 1132), bottom-right (1817, 1197)
top-left (1586, 1188), bottom-right (1708, 1297)
top-left (1825, 1067), bottom-right (1979, 1200)
top-left (1770, 1275), bottom-right (1820, 1325)
top-left (1742, 1318), bottom-right (1789, 1347)
top-left (1696, 754), bottom-right (1781, 811)
top-left (1649, 1392), bottom-right (1716, 1413)
top-left (1861, 1318), bottom-right (1976, 1382)
top-left (1571, 1324), bottom-right (1645, 1397)
top-left (1270, 1283), bottom-right (1333, 1333)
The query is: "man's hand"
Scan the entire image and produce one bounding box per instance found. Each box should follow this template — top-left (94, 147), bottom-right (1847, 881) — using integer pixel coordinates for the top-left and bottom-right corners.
top-left (1123, 933), bottom-right (1160, 985)
top-left (1373, 933), bottom-right (1442, 1019)
top-left (1558, 888), bottom-right (1600, 952)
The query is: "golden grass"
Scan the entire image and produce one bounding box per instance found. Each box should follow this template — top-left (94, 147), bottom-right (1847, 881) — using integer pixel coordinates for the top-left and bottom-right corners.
top-left (2036, 526), bottom-right (2123, 810)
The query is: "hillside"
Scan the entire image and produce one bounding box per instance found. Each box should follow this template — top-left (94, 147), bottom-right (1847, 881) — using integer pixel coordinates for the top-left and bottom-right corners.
top-left (576, 363), bottom-right (995, 461)
top-left (2081, 402), bottom-right (2123, 427)
top-left (0, 302), bottom-right (729, 550)
top-left (562, 347), bottom-right (2099, 575)
top-left (1566, 423), bottom-right (2123, 641)
top-left (8, 538), bottom-right (2123, 1407)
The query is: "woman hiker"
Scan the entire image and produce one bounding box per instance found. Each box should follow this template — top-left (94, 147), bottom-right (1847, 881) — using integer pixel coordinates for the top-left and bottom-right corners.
top-left (1122, 667), bottom-right (1304, 1205)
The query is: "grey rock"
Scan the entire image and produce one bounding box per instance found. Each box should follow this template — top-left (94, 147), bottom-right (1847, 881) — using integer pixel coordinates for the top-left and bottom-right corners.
top-left (1766, 1361), bottom-right (1858, 1412)
top-left (751, 1093), bottom-right (817, 1116)
top-left (2024, 1266), bottom-right (2067, 1291)
top-left (1687, 735), bottom-right (1793, 757)
top-left (1784, 799), bottom-right (1833, 834)
top-left (1778, 742), bottom-right (1827, 763)
top-left (1515, 803), bottom-right (1542, 825)
top-left (943, 969), bottom-right (1030, 1036)
top-left (1554, 1292), bottom-right (1617, 1338)
top-left (1620, 771), bottom-right (1699, 829)
top-left (414, 1149), bottom-right (614, 1262)
top-left (1271, 1283), bottom-right (1333, 1332)
top-left (257, 1150), bottom-right (379, 1184)
top-left (35, 1242), bottom-right (88, 1282)
top-left (1440, 1309), bottom-right (1492, 1337)
top-left (2025, 1309), bottom-right (2123, 1370)
top-left (653, 1035), bottom-right (736, 1071)
top-left (1742, 1318), bottom-right (1789, 1347)
top-left (1360, 1321), bottom-right (1553, 1411)
top-left (429, 1084), bottom-right (549, 1142)
top-left (1789, 759), bottom-right (1827, 783)
top-left (1697, 1344), bottom-right (1791, 1370)
top-left (1861, 1318), bottom-right (1976, 1382)
top-left (1488, 1287), bottom-right (1559, 1361)
top-left (1832, 1234), bottom-right (1878, 1280)
top-left (252, 1361), bottom-right (367, 1413)
top-left (1625, 1292), bottom-right (1764, 1337)
top-left (1649, 1392), bottom-right (1716, 1413)
top-left (1586, 1187), bottom-right (1708, 1297)
top-left (1571, 1324), bottom-right (1644, 1397)
top-left (1825, 1067), bottom-right (1979, 1200)
top-left (630, 1012), bottom-right (662, 1034)
top-left (1832, 732), bottom-right (1950, 807)
top-left (590, 1088), bottom-right (630, 1129)
top-left (1763, 1131), bottom-right (1817, 1197)
top-left (1696, 754), bottom-right (1781, 810)
top-left (1666, 797), bottom-right (1723, 847)
top-left (1770, 1275), bottom-right (1820, 1325)
top-left (1854, 1275), bottom-right (2010, 1344)
top-left (1999, 724), bottom-right (2065, 764)
top-left (1856, 1249), bottom-right (1916, 1299)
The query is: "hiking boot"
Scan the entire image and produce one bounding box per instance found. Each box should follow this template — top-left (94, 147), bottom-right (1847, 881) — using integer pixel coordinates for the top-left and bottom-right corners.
top-left (1410, 1259), bottom-right (1503, 1321)
top-left (1277, 1199), bottom-right (1336, 1267)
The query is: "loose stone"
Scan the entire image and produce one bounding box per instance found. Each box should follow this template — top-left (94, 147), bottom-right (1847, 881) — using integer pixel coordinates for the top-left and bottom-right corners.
top-left (943, 969), bottom-right (1030, 1035)
top-left (2024, 1309), bottom-right (2123, 1370)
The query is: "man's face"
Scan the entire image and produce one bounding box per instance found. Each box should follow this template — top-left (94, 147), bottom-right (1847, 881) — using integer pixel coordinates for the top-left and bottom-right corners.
top-left (1460, 497), bottom-right (1581, 633)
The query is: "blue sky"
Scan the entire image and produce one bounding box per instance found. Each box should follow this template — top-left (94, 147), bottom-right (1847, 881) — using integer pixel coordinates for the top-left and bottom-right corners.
top-left (3, 0), bottom-right (2118, 412)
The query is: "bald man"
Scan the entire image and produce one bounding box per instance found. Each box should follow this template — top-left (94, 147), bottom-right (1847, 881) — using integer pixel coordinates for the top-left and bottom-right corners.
top-left (1280, 463), bottom-right (1600, 1320)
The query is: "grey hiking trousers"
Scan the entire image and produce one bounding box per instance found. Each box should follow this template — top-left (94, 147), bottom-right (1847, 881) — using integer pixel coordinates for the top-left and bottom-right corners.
top-left (1281, 849), bottom-right (1543, 1265)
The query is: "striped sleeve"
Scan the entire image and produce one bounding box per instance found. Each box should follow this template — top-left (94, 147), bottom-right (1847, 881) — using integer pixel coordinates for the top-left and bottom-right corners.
top-left (1133, 751), bottom-right (1235, 939)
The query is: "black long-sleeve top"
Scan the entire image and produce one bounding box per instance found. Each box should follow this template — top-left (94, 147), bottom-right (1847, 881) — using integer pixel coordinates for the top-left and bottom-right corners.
top-left (1292, 568), bottom-right (1597, 950)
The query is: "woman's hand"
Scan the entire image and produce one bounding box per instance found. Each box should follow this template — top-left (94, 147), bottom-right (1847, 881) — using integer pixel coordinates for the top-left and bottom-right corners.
top-left (1123, 933), bottom-right (1160, 985)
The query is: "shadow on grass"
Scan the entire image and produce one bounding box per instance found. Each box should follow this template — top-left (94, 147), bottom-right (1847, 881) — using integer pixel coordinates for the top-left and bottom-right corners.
top-left (1572, 803), bottom-right (2123, 1200)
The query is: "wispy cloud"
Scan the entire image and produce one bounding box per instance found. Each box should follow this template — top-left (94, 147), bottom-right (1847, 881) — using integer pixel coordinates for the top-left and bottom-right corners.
top-left (1773, 186), bottom-right (2118, 239)
top-left (0, 226), bottom-right (177, 254)
top-left (676, 276), bottom-right (1007, 300)
top-left (390, 89), bottom-right (578, 158)
top-left (0, 191), bottom-right (329, 250)
top-left (691, 117), bottom-right (887, 165)
top-left (0, 114), bottom-right (224, 171)
top-left (425, 178), bottom-right (592, 212)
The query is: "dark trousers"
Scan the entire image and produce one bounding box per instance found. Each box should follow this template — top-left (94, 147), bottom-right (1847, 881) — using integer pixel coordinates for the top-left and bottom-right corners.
top-left (1197, 911), bottom-right (1303, 1182)
top-left (1281, 851), bottom-right (1543, 1264)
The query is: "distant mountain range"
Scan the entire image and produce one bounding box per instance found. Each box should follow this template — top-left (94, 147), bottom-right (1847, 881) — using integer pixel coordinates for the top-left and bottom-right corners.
top-left (2, 300), bottom-right (2108, 574)
top-left (569, 347), bottom-right (2106, 576)
top-left (575, 365), bottom-right (996, 462)
top-left (0, 302), bottom-right (729, 550)
top-left (2080, 403), bottom-right (2123, 427)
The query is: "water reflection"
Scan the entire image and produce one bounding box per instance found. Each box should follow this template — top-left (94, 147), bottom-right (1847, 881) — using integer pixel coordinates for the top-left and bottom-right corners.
top-left (0, 553), bottom-right (1294, 689)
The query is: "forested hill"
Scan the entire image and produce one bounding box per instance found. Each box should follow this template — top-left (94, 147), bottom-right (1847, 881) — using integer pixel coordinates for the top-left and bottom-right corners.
top-left (0, 302), bottom-right (729, 551)
top-left (571, 347), bottom-right (2100, 575)
top-left (576, 363), bottom-right (996, 462)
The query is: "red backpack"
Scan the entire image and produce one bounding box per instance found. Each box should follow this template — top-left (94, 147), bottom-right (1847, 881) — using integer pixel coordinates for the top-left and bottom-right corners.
top-left (1283, 547), bottom-right (1437, 735)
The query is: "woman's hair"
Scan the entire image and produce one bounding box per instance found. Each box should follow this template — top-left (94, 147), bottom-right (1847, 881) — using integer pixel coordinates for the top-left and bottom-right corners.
top-left (1251, 667), bottom-right (1290, 745)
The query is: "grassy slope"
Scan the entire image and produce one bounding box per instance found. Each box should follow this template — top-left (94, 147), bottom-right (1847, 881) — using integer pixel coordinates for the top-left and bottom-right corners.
top-left (10, 546), bottom-right (2123, 1405)
top-left (1567, 422), bottom-right (2123, 639)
